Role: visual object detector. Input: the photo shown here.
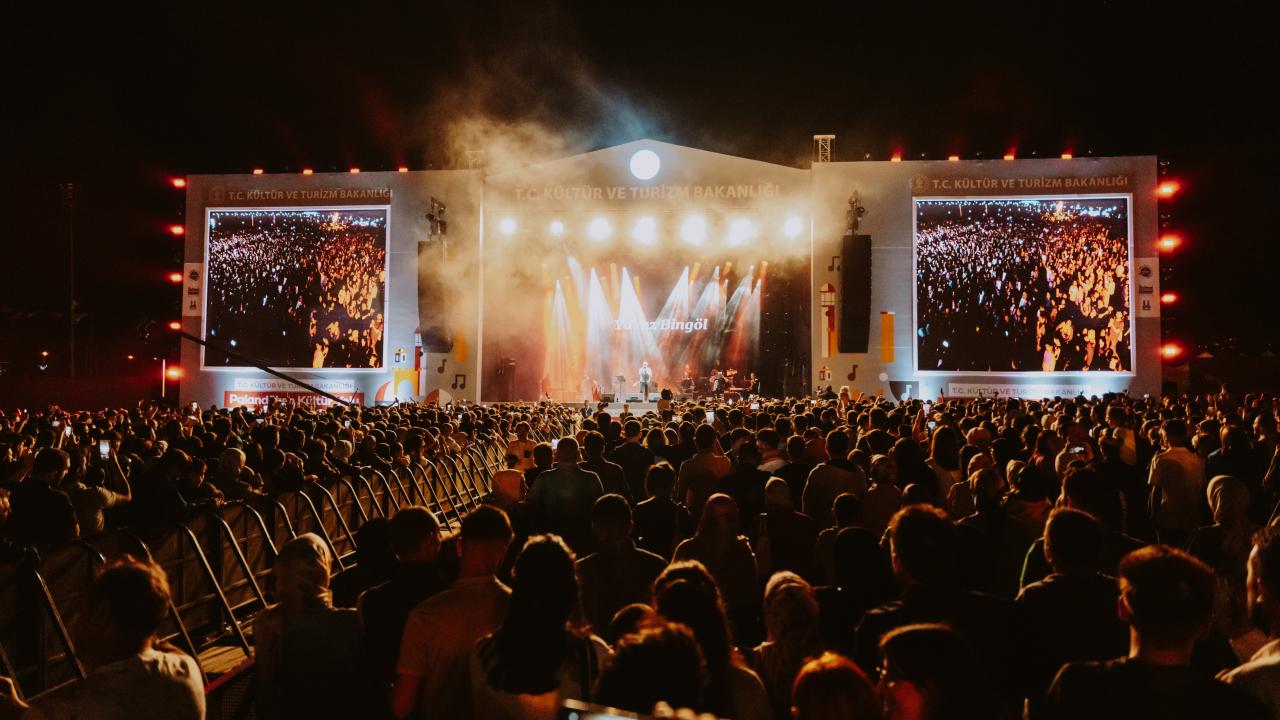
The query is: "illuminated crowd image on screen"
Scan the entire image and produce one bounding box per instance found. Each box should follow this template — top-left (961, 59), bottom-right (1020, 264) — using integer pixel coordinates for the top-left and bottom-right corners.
top-left (205, 209), bottom-right (387, 369)
top-left (914, 197), bottom-right (1131, 373)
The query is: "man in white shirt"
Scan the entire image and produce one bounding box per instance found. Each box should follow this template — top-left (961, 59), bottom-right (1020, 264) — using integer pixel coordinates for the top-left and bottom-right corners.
top-left (1148, 419), bottom-right (1207, 547)
top-left (1220, 525), bottom-right (1280, 718)
top-left (24, 559), bottom-right (204, 720)
top-left (638, 362), bottom-right (653, 402)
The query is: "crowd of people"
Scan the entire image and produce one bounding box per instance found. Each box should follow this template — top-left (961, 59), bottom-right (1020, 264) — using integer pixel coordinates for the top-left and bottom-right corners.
top-left (4, 384), bottom-right (1280, 719)
top-left (206, 210), bottom-right (387, 369)
top-left (915, 199), bottom-right (1132, 373)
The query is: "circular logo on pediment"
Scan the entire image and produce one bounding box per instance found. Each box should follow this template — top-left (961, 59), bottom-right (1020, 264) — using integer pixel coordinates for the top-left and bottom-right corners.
top-left (209, 186), bottom-right (226, 204)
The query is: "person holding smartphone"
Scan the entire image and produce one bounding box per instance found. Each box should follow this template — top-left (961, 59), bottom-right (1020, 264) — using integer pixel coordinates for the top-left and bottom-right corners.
top-left (64, 441), bottom-right (133, 536)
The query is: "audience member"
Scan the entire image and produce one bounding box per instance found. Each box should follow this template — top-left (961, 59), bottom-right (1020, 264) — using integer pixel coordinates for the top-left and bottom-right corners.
top-left (1037, 545), bottom-right (1267, 720)
top-left (576, 494), bottom-right (667, 635)
top-left (22, 558), bottom-right (204, 720)
top-left (254, 534), bottom-right (364, 720)
top-left (470, 535), bottom-right (610, 719)
top-left (392, 506), bottom-right (514, 720)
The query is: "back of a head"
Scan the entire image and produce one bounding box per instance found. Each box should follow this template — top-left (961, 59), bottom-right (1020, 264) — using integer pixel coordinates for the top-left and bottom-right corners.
top-left (531, 441), bottom-right (554, 468)
top-left (879, 624), bottom-right (994, 719)
top-left (624, 419), bottom-right (642, 440)
top-left (968, 467), bottom-right (1002, 510)
top-left (490, 535), bottom-right (579, 694)
top-left (554, 436), bottom-right (579, 463)
top-left (1118, 545), bottom-right (1215, 648)
top-left (757, 428), bottom-right (780, 451)
top-left (791, 652), bottom-right (882, 720)
top-left (764, 477), bottom-right (792, 510)
top-left (388, 506), bottom-right (441, 561)
top-left (33, 447), bottom-right (69, 480)
top-left (887, 505), bottom-right (957, 588)
top-left (644, 462), bottom-right (676, 497)
top-left (594, 622), bottom-right (705, 715)
top-left (1163, 418), bottom-right (1189, 445)
top-left (736, 441), bottom-right (762, 467)
top-left (274, 533), bottom-right (333, 607)
top-left (583, 430), bottom-right (606, 458)
top-left (694, 423), bottom-right (718, 452)
top-left (1061, 467), bottom-right (1107, 518)
top-left (510, 535), bottom-right (577, 623)
top-left (697, 493), bottom-right (740, 538)
top-left (591, 493), bottom-right (632, 532)
top-left (607, 603), bottom-right (659, 646)
top-left (85, 558), bottom-right (171, 649)
top-left (461, 504), bottom-right (514, 546)
top-left (653, 561), bottom-right (732, 670)
top-left (1044, 507), bottom-right (1102, 574)
top-left (763, 571), bottom-right (819, 645)
top-left (786, 434), bottom-right (808, 462)
top-left (833, 493), bottom-right (859, 527)
top-left (826, 429), bottom-right (850, 458)
top-left (834, 526), bottom-right (892, 599)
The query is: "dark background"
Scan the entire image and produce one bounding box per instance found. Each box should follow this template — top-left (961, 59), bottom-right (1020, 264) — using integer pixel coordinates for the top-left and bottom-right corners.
top-left (4, 0), bottom-right (1271, 377)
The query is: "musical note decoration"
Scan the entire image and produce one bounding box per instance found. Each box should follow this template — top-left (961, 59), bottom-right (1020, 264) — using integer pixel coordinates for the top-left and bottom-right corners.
top-left (436, 358), bottom-right (447, 374)
top-left (452, 374), bottom-right (466, 390)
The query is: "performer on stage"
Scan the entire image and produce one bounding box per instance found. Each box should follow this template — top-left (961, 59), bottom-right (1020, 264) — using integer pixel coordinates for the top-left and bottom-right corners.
top-left (681, 366), bottom-right (695, 396)
top-left (748, 372), bottom-right (761, 397)
top-left (638, 361), bottom-right (653, 402)
top-left (710, 368), bottom-right (727, 397)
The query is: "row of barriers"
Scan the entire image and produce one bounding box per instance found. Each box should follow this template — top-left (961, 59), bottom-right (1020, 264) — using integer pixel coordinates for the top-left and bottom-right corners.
top-left (1, 415), bottom-right (576, 715)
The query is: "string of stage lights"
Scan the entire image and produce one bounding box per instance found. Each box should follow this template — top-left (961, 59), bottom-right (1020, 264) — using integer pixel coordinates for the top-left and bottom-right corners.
top-left (493, 212), bottom-right (807, 247)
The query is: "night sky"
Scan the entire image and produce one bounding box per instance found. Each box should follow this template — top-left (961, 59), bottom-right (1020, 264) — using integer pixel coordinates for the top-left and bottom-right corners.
top-left (5, 1), bottom-right (1272, 376)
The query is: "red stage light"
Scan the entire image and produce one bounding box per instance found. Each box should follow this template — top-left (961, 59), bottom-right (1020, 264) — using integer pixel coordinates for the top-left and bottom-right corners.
top-left (1061, 152), bottom-right (1074, 160)
top-left (168, 272), bottom-right (183, 284)
top-left (890, 152), bottom-right (903, 162)
top-left (166, 367), bottom-right (182, 380)
top-left (170, 177), bottom-right (187, 189)
top-left (398, 166), bottom-right (409, 173)
top-left (1161, 292), bottom-right (1179, 304)
top-left (168, 224), bottom-right (185, 236)
top-left (349, 167), bottom-right (360, 174)
top-left (1003, 152), bottom-right (1016, 161)
top-left (1160, 343), bottom-right (1184, 360)
top-left (252, 168), bottom-right (264, 175)
top-left (167, 321), bottom-right (182, 331)
top-left (947, 155), bottom-right (960, 162)
top-left (127, 354), bottom-right (135, 361)
top-left (1158, 234), bottom-right (1182, 252)
top-left (1158, 181), bottom-right (1180, 197)
top-left (302, 168), bottom-right (314, 175)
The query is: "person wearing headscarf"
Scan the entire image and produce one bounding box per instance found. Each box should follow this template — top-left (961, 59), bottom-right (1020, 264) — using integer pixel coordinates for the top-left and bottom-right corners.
top-left (1188, 475), bottom-right (1260, 635)
top-left (254, 533), bottom-right (364, 720)
top-left (750, 572), bottom-right (824, 720)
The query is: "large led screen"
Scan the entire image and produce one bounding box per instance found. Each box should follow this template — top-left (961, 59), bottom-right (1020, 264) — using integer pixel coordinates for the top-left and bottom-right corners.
top-left (914, 197), bottom-right (1132, 373)
top-left (204, 208), bottom-right (388, 369)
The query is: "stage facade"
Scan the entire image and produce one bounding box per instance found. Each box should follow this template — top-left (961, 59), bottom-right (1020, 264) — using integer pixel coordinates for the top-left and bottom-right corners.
top-left (177, 141), bottom-right (1161, 407)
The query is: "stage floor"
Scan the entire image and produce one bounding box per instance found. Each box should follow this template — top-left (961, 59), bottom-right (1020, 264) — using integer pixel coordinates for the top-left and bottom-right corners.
top-left (599, 401), bottom-right (658, 415)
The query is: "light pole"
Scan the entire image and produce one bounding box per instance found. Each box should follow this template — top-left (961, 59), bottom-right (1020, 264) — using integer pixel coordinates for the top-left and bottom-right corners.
top-left (60, 182), bottom-right (76, 378)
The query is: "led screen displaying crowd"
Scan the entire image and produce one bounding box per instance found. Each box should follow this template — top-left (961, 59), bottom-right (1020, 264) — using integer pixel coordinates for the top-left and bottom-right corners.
top-left (915, 198), bottom-right (1132, 373)
top-left (205, 209), bottom-right (387, 368)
